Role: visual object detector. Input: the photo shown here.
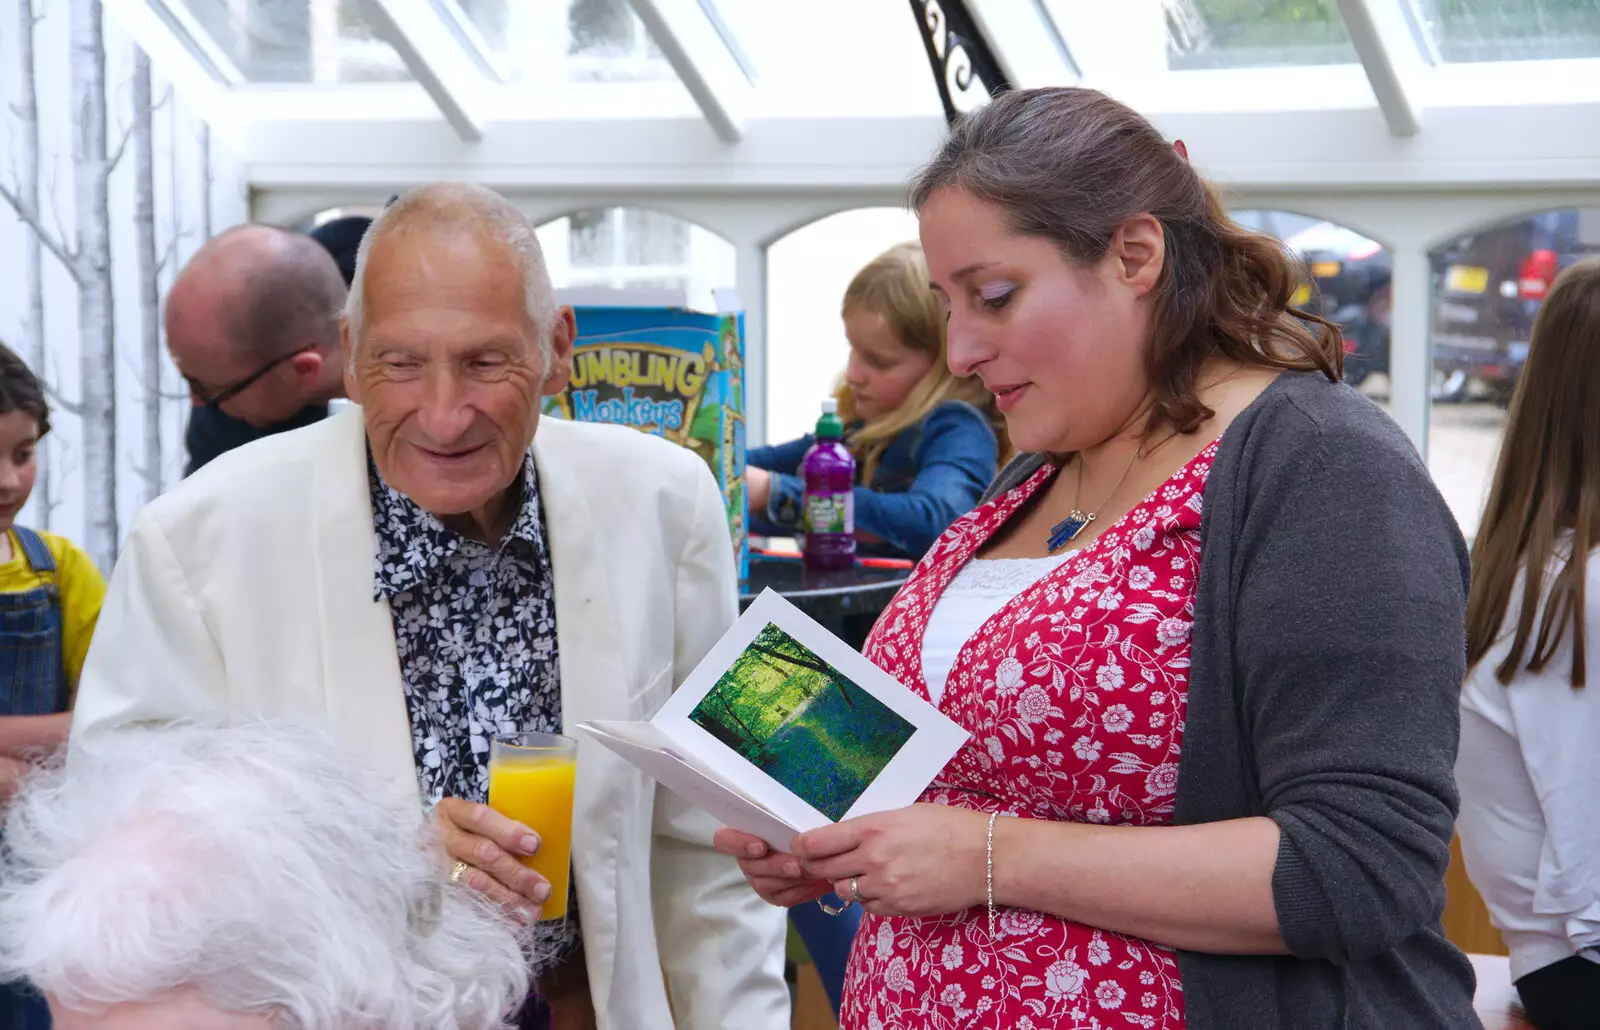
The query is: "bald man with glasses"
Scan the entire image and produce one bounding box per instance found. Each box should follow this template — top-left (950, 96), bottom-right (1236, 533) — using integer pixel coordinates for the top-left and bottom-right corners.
top-left (169, 223), bottom-right (356, 474)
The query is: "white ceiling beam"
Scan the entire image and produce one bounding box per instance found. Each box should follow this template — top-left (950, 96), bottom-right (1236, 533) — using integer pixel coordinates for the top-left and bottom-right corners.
top-left (243, 113), bottom-right (940, 191)
top-left (1335, 0), bottom-right (1429, 137)
top-left (236, 98), bottom-right (1600, 194)
top-left (966, 0), bottom-right (1080, 88)
top-left (360, 0), bottom-right (491, 143)
top-left (627, 0), bottom-right (754, 144)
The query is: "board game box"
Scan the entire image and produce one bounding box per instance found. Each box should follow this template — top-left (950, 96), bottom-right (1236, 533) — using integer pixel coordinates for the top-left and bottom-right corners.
top-left (543, 292), bottom-right (748, 581)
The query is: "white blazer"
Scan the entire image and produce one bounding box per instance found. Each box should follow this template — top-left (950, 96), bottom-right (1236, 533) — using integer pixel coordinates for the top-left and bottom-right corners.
top-left (72, 407), bottom-right (789, 1030)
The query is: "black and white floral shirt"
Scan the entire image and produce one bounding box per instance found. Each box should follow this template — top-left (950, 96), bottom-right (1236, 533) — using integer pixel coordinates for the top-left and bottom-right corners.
top-left (369, 452), bottom-right (579, 964)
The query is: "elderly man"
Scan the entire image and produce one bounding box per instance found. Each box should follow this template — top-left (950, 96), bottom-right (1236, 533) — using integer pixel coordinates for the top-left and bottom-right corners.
top-left (165, 224), bottom-right (350, 473)
top-left (71, 184), bottom-right (788, 1030)
top-left (1, 719), bottom-right (533, 1029)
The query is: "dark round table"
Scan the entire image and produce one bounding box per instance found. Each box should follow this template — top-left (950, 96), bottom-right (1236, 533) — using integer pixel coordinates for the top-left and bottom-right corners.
top-left (739, 557), bottom-right (911, 620)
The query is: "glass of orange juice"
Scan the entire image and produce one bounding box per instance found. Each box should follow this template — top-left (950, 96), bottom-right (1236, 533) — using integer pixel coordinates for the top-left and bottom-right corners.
top-left (488, 732), bottom-right (578, 922)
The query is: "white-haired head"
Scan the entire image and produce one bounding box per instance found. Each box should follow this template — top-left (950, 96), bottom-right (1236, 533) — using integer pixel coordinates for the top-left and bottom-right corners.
top-left (0, 720), bottom-right (533, 1030)
top-left (344, 183), bottom-right (556, 370)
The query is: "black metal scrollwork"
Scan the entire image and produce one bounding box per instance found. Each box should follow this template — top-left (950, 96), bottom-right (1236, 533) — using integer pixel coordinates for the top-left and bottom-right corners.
top-left (909, 0), bottom-right (1013, 125)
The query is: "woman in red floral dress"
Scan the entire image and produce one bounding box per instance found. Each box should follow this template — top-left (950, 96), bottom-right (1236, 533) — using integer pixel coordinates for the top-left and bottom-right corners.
top-left (717, 88), bottom-right (1478, 1030)
top-left (836, 441), bottom-right (1216, 1030)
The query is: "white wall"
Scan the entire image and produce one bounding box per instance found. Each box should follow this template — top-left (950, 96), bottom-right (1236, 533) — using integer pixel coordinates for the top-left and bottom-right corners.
top-left (0, 0), bottom-right (248, 571)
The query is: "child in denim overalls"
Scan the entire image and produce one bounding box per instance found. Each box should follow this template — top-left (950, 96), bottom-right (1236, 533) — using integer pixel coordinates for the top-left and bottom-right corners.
top-left (0, 343), bottom-right (106, 1028)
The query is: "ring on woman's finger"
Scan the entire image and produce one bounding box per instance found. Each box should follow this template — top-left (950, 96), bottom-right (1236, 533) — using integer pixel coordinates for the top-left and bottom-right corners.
top-left (818, 881), bottom-right (857, 916)
top-left (850, 875), bottom-right (865, 903)
top-left (449, 860), bottom-right (470, 884)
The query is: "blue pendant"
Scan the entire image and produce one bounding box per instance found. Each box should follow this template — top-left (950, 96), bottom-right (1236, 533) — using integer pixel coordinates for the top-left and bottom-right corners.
top-left (1046, 511), bottom-right (1094, 553)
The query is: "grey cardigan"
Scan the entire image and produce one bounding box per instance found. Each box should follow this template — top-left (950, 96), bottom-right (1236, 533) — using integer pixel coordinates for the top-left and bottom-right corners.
top-left (981, 373), bottom-right (1480, 1030)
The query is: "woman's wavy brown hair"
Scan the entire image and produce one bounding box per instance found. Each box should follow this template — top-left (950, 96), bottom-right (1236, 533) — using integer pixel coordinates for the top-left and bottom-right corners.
top-left (1467, 257), bottom-right (1600, 688)
top-left (908, 87), bottom-right (1343, 437)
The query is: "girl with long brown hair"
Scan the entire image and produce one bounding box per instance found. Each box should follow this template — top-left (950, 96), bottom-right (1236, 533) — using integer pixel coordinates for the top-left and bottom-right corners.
top-left (717, 87), bottom-right (1476, 1030)
top-left (1457, 257), bottom-right (1600, 1030)
top-left (747, 243), bottom-right (1002, 560)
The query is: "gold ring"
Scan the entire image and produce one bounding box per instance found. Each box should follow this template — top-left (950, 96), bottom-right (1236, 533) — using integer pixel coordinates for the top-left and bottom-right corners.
top-left (449, 860), bottom-right (470, 884)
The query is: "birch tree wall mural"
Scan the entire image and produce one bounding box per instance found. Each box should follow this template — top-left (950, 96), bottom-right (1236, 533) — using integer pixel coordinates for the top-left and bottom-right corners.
top-left (134, 49), bottom-right (166, 507)
top-left (71, 0), bottom-right (121, 572)
top-left (198, 124), bottom-right (213, 240)
top-left (0, 0), bottom-right (248, 571)
top-left (11, 0), bottom-right (50, 529)
top-left (0, 0), bottom-right (125, 570)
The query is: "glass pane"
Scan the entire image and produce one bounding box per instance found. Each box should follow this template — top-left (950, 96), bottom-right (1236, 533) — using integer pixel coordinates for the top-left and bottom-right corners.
top-left (623, 210), bottom-right (690, 266)
top-left (457, 0), bottom-right (674, 84)
top-left (1407, 0), bottom-right (1600, 62)
top-left (567, 209), bottom-right (616, 269)
top-left (1235, 210), bottom-right (1392, 404)
top-left (710, 0), bottom-right (943, 113)
top-left (569, 0), bottom-right (635, 56)
top-left (1165, 0), bottom-right (1358, 69)
top-left (1429, 208), bottom-right (1600, 538)
top-left (169, 0), bottom-right (413, 83)
top-left (537, 208), bottom-right (735, 314)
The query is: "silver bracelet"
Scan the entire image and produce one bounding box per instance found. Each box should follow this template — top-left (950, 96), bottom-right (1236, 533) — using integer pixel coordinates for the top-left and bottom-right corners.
top-left (986, 810), bottom-right (999, 937)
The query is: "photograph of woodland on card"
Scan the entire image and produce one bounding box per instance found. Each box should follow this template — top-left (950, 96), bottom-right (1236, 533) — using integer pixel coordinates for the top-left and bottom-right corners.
top-left (688, 622), bottom-right (914, 820)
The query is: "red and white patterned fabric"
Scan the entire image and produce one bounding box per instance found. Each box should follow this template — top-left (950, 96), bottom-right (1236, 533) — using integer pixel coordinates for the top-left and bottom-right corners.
top-left (840, 442), bottom-right (1219, 1030)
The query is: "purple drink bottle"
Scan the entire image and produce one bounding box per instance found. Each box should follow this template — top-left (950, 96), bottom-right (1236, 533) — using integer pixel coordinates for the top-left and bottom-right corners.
top-left (802, 399), bottom-right (857, 571)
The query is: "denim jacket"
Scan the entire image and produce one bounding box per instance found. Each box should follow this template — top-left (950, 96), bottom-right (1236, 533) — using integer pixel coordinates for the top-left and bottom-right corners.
top-left (748, 400), bottom-right (998, 559)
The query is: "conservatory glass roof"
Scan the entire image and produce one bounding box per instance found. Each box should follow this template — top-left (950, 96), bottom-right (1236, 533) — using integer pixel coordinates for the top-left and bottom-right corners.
top-left (114, 0), bottom-right (1600, 202)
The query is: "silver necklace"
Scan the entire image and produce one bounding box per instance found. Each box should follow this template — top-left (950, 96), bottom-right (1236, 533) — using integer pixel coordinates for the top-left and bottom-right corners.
top-left (1044, 365), bottom-right (1240, 552)
top-left (1045, 447), bottom-right (1140, 553)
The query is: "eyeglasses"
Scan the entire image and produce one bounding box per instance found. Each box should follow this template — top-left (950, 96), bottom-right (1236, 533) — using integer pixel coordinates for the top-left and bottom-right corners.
top-left (187, 345), bottom-right (316, 409)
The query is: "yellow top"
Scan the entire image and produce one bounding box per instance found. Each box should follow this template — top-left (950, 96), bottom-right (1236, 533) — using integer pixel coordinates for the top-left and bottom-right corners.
top-left (0, 529), bottom-right (107, 699)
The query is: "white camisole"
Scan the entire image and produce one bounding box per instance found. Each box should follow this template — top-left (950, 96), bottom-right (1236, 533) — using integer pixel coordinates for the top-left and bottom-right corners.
top-left (919, 554), bottom-right (1074, 705)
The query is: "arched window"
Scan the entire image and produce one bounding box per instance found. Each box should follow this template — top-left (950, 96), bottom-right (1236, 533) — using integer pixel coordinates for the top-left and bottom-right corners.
top-left (764, 208), bottom-right (921, 444)
top-left (1234, 209), bottom-right (1392, 402)
top-left (1428, 207), bottom-right (1600, 539)
top-left (535, 207), bottom-right (735, 314)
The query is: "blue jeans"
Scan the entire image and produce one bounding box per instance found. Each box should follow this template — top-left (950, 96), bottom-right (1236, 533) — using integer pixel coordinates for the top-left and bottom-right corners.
top-left (790, 899), bottom-right (862, 1017)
